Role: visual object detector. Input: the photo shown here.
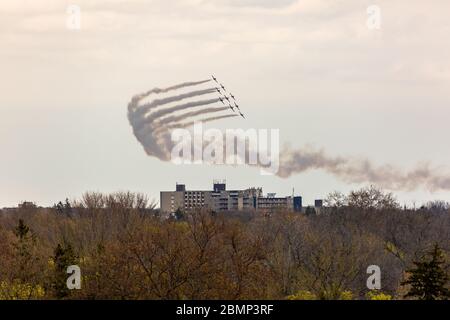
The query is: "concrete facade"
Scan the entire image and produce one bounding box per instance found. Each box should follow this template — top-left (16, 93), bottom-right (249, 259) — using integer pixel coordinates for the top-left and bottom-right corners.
top-left (160, 181), bottom-right (304, 214)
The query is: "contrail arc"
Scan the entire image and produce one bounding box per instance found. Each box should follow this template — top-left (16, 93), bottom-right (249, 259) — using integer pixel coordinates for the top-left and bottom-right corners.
top-left (128, 79), bottom-right (211, 111)
top-left (127, 79), bottom-right (450, 192)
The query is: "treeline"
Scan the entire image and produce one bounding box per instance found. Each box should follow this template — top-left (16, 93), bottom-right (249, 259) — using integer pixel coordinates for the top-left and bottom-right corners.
top-left (0, 188), bottom-right (449, 300)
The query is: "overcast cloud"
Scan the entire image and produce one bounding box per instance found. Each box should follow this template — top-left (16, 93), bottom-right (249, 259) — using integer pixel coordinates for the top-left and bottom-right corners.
top-left (1, 0), bottom-right (449, 207)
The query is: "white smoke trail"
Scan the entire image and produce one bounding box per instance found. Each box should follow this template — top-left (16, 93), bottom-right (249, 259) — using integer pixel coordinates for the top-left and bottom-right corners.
top-left (152, 107), bottom-right (229, 136)
top-left (277, 146), bottom-right (450, 191)
top-left (134, 88), bottom-right (217, 118)
top-left (157, 106), bottom-right (229, 125)
top-left (143, 98), bottom-right (220, 126)
top-left (128, 80), bottom-right (450, 192)
top-left (128, 80), bottom-right (235, 161)
top-left (128, 79), bottom-right (211, 111)
top-left (175, 114), bottom-right (239, 129)
top-left (134, 98), bottom-right (220, 133)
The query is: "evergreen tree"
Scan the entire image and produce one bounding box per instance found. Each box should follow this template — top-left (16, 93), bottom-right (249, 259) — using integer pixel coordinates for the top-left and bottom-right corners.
top-left (64, 198), bottom-right (73, 215)
top-left (55, 201), bottom-right (64, 214)
top-left (174, 208), bottom-right (185, 220)
top-left (402, 244), bottom-right (449, 300)
top-left (52, 243), bottom-right (78, 298)
top-left (54, 199), bottom-right (73, 215)
top-left (14, 219), bottom-right (30, 240)
top-left (305, 206), bottom-right (316, 216)
top-left (12, 219), bottom-right (41, 285)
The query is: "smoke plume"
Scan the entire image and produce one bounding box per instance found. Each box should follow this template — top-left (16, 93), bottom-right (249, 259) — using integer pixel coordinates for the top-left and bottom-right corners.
top-left (278, 146), bottom-right (450, 191)
top-left (128, 79), bottom-right (450, 192)
top-left (128, 79), bottom-right (237, 161)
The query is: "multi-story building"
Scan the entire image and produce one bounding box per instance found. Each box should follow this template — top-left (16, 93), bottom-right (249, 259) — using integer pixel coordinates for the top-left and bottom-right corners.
top-left (160, 180), bottom-right (303, 214)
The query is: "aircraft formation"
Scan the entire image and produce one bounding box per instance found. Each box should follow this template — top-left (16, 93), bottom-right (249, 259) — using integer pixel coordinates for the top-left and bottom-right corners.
top-left (212, 75), bottom-right (245, 119)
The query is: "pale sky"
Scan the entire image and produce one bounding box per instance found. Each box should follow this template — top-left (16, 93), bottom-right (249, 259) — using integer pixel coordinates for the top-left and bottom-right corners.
top-left (1, 0), bottom-right (450, 207)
